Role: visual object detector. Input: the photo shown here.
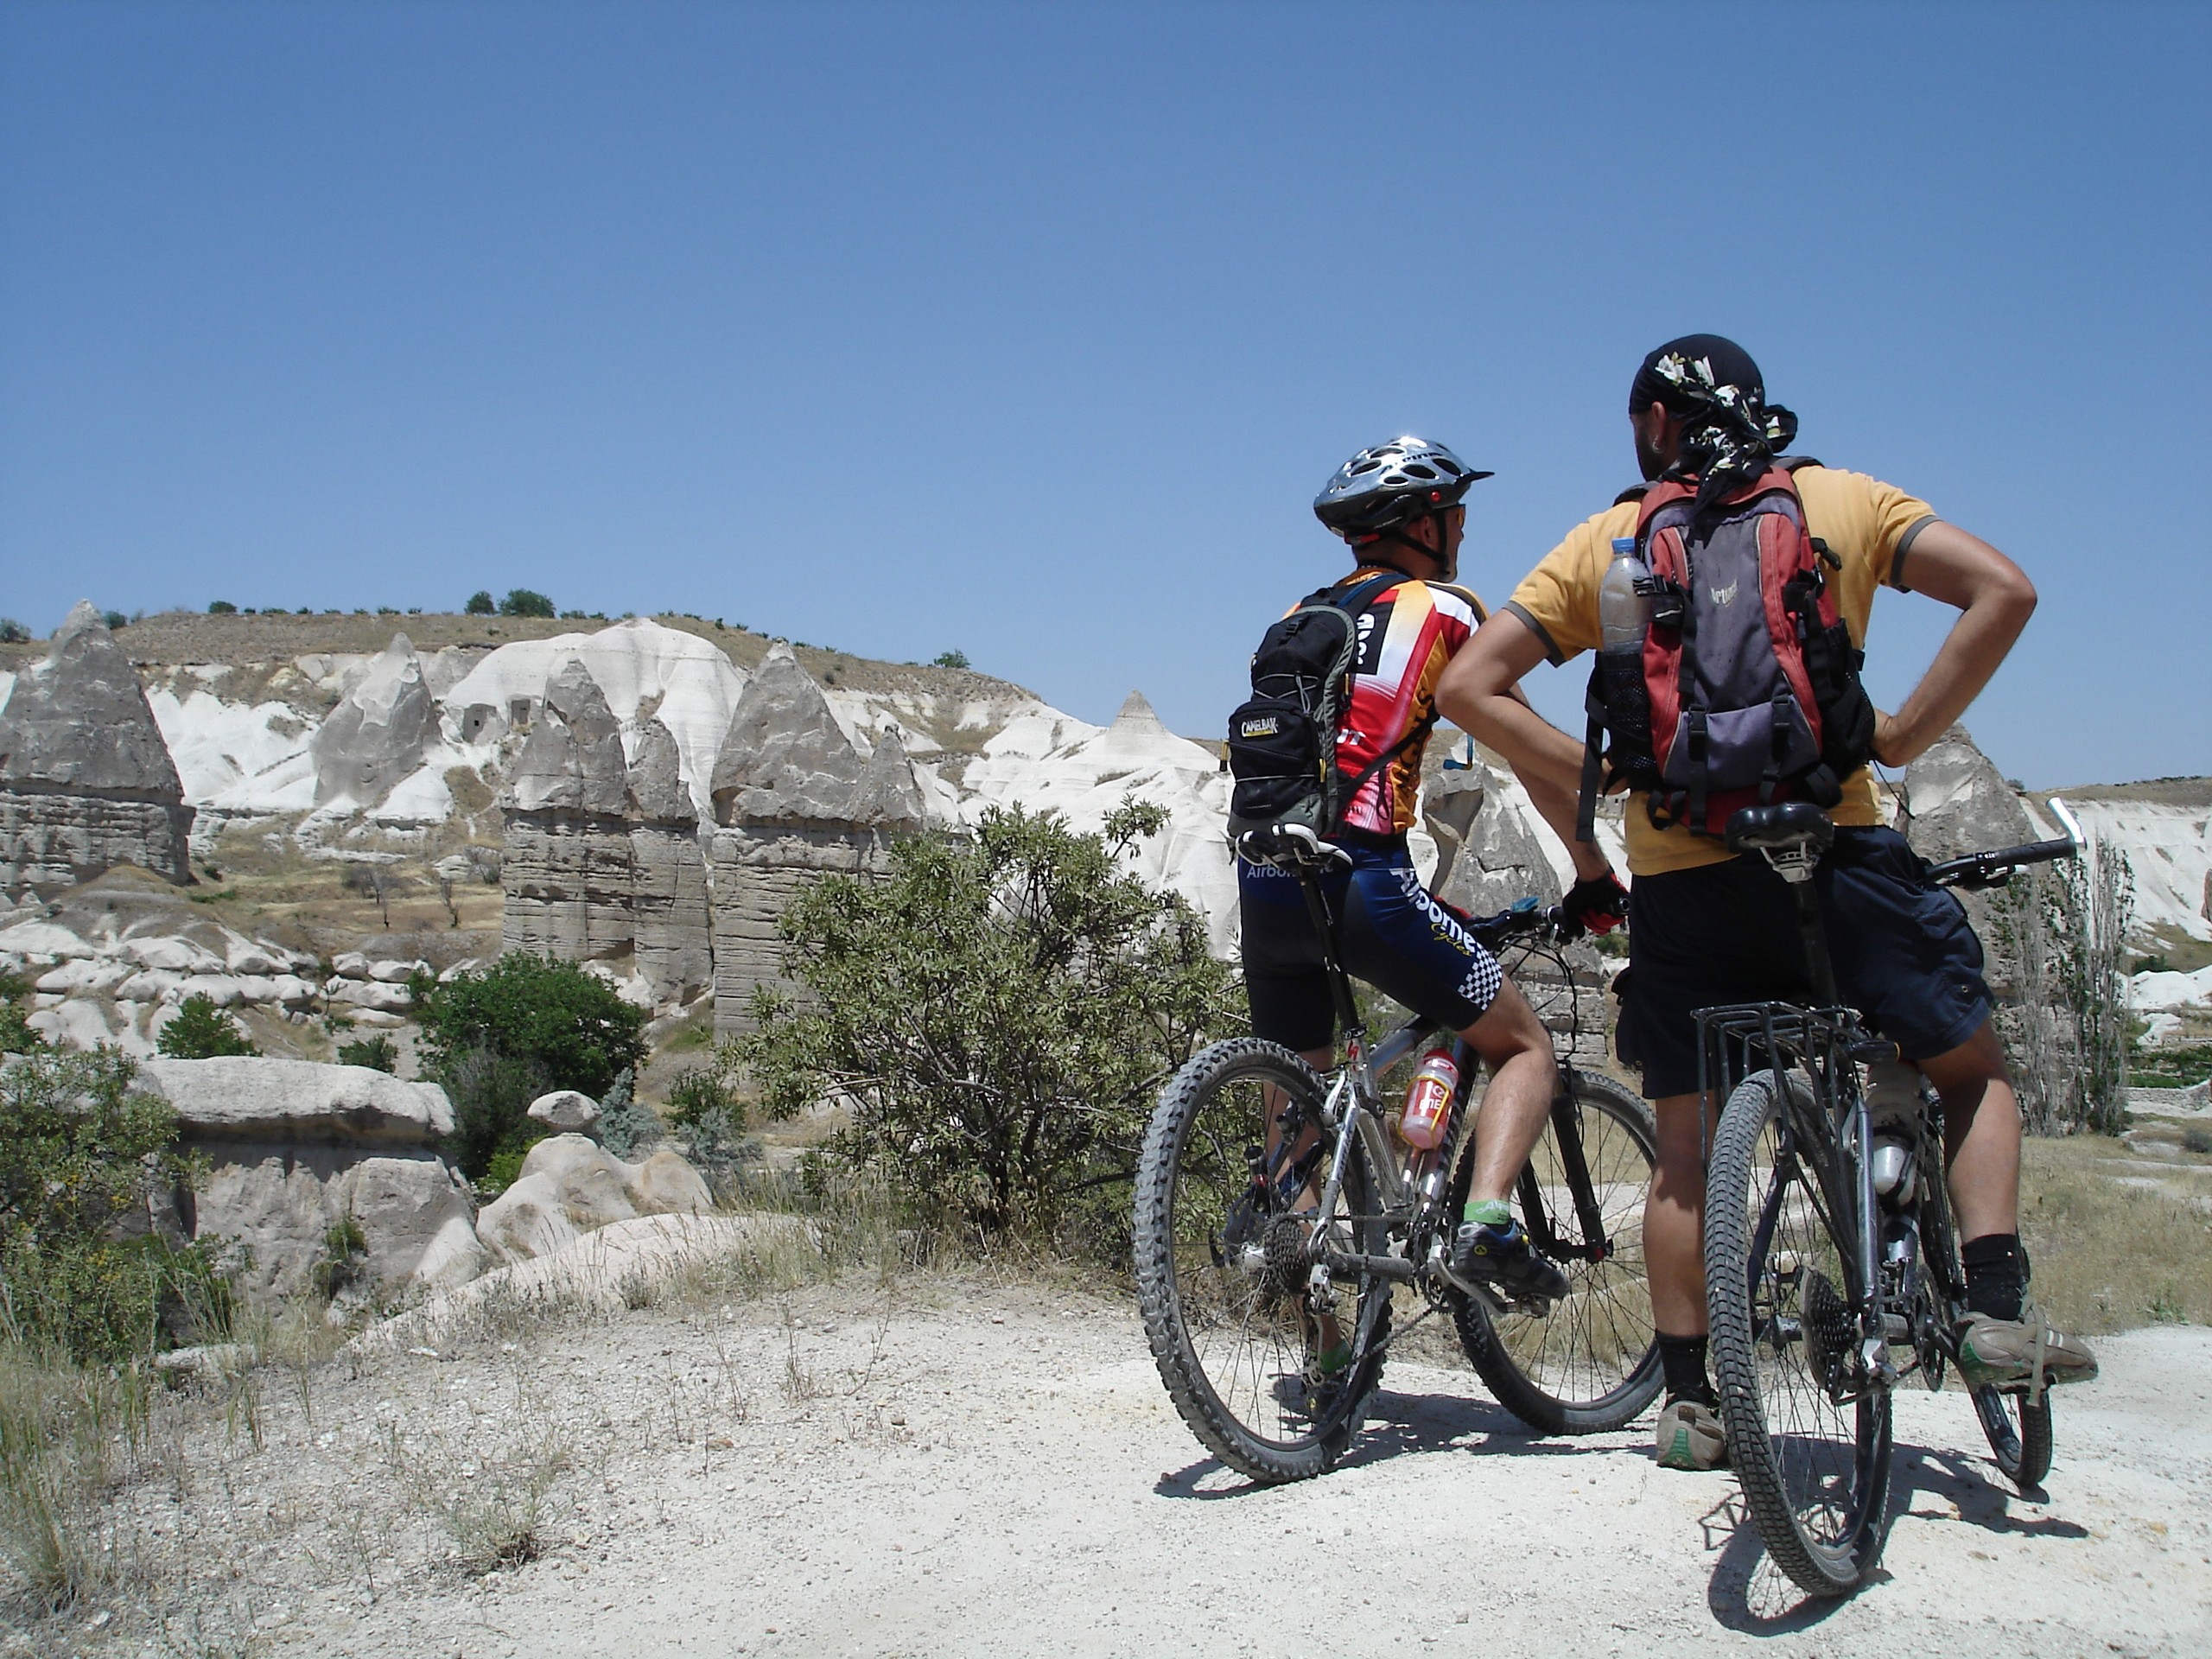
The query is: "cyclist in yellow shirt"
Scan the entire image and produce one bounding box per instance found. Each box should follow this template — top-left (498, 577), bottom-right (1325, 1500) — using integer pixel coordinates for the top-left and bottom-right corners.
top-left (1434, 335), bottom-right (2096, 1472)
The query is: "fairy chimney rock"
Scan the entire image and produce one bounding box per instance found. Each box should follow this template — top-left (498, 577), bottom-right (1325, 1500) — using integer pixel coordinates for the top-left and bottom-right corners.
top-left (0, 601), bottom-right (194, 895)
top-left (311, 633), bottom-right (434, 808)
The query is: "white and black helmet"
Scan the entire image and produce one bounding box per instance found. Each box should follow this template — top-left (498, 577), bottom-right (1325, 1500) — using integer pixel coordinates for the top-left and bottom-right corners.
top-left (1313, 436), bottom-right (1491, 542)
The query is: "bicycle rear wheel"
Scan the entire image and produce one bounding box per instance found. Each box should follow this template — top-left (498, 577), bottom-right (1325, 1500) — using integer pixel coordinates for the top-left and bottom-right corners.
top-left (1449, 1071), bottom-right (1662, 1433)
top-left (1133, 1039), bottom-right (1392, 1484)
top-left (1914, 1122), bottom-right (2055, 1489)
top-left (1706, 1068), bottom-right (1892, 1597)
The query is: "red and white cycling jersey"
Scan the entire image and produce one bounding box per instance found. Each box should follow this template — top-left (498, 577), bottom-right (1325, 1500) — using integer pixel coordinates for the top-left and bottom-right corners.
top-left (1325, 567), bottom-right (1486, 838)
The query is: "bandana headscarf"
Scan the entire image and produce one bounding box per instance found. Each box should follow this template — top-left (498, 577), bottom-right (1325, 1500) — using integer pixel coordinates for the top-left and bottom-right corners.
top-left (1630, 335), bottom-right (1798, 518)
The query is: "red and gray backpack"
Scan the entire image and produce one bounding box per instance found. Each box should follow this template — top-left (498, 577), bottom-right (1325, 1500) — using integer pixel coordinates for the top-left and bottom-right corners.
top-left (1576, 460), bottom-right (1877, 840)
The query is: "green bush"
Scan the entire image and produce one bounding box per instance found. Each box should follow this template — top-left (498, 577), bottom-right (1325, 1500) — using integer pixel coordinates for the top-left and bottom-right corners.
top-left (499, 588), bottom-right (556, 619)
top-left (594, 1067), bottom-right (660, 1160)
top-left (0, 618), bottom-right (29, 645)
top-left (0, 972), bottom-right (41, 1057)
top-left (414, 954), bottom-right (647, 1103)
top-left (741, 802), bottom-right (1238, 1240)
top-left (0, 1052), bottom-right (224, 1364)
top-left (336, 1033), bottom-right (399, 1073)
top-left (100, 611), bottom-right (128, 632)
top-left (207, 600), bottom-right (237, 614)
top-left (438, 1046), bottom-right (549, 1185)
top-left (931, 649), bottom-right (970, 670)
top-left (465, 589), bottom-right (496, 615)
top-left (156, 994), bottom-right (259, 1058)
top-left (664, 1062), bottom-right (740, 1131)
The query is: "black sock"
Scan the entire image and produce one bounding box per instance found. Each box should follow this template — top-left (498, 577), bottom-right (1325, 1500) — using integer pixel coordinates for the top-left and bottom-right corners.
top-left (1961, 1233), bottom-right (2027, 1321)
top-left (1657, 1332), bottom-right (1715, 1407)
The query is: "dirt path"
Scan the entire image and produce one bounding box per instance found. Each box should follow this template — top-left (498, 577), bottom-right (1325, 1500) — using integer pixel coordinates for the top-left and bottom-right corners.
top-left (57, 1280), bottom-right (2212, 1659)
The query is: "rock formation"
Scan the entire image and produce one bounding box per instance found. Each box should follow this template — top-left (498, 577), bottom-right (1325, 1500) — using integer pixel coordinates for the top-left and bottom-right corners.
top-left (136, 1057), bottom-right (487, 1298)
top-left (0, 601), bottom-right (194, 897)
top-left (311, 633), bottom-right (434, 808)
top-left (1427, 759), bottom-right (1565, 917)
top-left (499, 658), bottom-right (640, 964)
top-left (709, 644), bottom-right (925, 1033)
top-left (472, 1132), bottom-right (715, 1263)
top-left (499, 660), bottom-right (713, 1002)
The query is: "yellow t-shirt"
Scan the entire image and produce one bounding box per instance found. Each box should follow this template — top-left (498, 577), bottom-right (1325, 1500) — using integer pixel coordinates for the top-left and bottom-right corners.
top-left (1503, 465), bottom-right (1936, 877)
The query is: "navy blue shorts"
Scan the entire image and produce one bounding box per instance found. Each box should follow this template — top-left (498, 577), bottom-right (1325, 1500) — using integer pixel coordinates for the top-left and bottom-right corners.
top-left (1238, 841), bottom-right (1504, 1052)
top-left (1614, 825), bottom-right (1993, 1099)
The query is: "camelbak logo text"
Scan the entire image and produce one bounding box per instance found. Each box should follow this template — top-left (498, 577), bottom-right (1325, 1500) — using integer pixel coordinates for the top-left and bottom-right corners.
top-left (1240, 716), bottom-right (1280, 738)
top-left (1708, 580), bottom-right (1738, 607)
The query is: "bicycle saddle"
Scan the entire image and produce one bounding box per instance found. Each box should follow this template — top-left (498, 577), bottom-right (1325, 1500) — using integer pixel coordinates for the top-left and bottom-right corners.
top-left (1725, 802), bottom-right (1836, 859)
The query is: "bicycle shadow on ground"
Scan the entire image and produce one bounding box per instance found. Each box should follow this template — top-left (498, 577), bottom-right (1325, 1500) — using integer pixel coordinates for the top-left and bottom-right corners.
top-left (1154, 1386), bottom-right (1599, 1501)
top-left (1700, 1433), bottom-right (2088, 1632)
top-left (1890, 1440), bottom-right (2083, 1541)
top-left (1700, 1488), bottom-right (1869, 1633)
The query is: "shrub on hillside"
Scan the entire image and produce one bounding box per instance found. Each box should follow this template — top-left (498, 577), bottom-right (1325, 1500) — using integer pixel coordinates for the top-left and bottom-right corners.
top-left (0, 971), bottom-right (41, 1057)
top-left (0, 1051), bottom-right (227, 1363)
top-left (740, 802), bottom-right (1238, 1242)
top-left (499, 588), bottom-right (556, 619)
top-left (156, 994), bottom-right (260, 1059)
top-left (0, 618), bottom-right (29, 645)
top-left (336, 1033), bottom-right (399, 1073)
top-left (207, 600), bottom-right (237, 614)
top-left (413, 954), bottom-right (648, 1179)
top-left (465, 590), bottom-right (496, 615)
top-left (100, 611), bottom-right (128, 632)
top-left (931, 649), bottom-right (970, 670)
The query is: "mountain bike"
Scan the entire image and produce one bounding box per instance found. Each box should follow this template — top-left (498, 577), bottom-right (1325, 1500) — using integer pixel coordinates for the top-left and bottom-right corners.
top-left (1134, 824), bottom-right (1661, 1484)
top-left (1699, 798), bottom-right (2084, 1595)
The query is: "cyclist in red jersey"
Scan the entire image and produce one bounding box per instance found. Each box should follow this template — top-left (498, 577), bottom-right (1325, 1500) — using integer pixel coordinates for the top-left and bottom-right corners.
top-left (1238, 439), bottom-right (1630, 1317)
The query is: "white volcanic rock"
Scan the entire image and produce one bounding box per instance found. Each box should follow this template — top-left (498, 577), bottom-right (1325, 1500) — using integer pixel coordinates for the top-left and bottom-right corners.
top-left (1899, 723), bottom-right (2038, 861)
top-left (505, 658), bottom-right (628, 815)
top-left (137, 1058), bottom-right (454, 1146)
top-left (527, 1089), bottom-right (602, 1135)
top-left (2061, 795), bottom-right (2212, 947)
top-left (472, 1133), bottom-right (715, 1263)
top-left (312, 634), bottom-right (435, 809)
top-left (147, 686), bottom-right (315, 805)
top-left (962, 690), bottom-right (1238, 954)
top-left (2134, 963), bottom-right (2212, 1012)
top-left (442, 618), bottom-right (747, 822)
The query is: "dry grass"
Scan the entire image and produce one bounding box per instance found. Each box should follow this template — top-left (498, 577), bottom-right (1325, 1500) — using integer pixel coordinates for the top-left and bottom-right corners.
top-left (2018, 1132), bottom-right (2212, 1334)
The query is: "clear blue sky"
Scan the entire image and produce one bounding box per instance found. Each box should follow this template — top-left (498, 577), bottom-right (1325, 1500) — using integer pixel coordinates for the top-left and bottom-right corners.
top-left (3, 2), bottom-right (2205, 788)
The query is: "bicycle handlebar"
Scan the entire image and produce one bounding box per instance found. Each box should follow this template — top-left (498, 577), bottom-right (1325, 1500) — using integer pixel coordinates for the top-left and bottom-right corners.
top-left (1925, 836), bottom-right (2077, 890)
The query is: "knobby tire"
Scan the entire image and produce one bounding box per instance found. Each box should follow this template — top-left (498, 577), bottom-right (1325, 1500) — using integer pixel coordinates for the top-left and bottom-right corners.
top-left (1133, 1039), bottom-right (1391, 1484)
top-left (1706, 1069), bottom-right (1892, 1596)
top-left (1447, 1071), bottom-right (1662, 1433)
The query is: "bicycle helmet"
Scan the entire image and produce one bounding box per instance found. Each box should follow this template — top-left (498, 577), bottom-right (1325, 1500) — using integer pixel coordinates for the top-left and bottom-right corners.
top-left (1313, 437), bottom-right (1491, 543)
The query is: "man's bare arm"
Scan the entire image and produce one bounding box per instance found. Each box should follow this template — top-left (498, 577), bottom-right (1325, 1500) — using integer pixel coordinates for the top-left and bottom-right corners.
top-left (1439, 611), bottom-right (1611, 871)
top-left (1876, 522), bottom-right (2037, 767)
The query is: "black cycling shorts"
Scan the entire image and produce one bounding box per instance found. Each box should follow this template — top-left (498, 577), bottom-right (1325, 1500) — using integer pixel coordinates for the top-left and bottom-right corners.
top-left (1615, 825), bottom-right (1993, 1100)
top-left (1238, 841), bottom-right (1504, 1053)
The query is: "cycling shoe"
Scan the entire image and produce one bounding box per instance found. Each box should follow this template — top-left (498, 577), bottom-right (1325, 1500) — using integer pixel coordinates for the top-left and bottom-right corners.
top-left (1447, 1218), bottom-right (1570, 1304)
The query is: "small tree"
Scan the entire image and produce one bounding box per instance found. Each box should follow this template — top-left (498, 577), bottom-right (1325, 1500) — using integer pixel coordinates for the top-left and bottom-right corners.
top-left (100, 610), bottom-right (128, 632)
top-left (465, 590), bottom-right (496, 615)
top-left (156, 994), bottom-right (260, 1058)
top-left (0, 618), bottom-right (29, 645)
top-left (0, 970), bottom-right (41, 1056)
top-left (207, 600), bottom-right (238, 614)
top-left (0, 1051), bottom-right (222, 1363)
top-left (2059, 839), bottom-right (2135, 1135)
top-left (499, 588), bottom-right (556, 619)
top-left (931, 649), bottom-right (970, 670)
top-left (741, 802), bottom-right (1238, 1239)
top-left (414, 954), bottom-right (648, 1179)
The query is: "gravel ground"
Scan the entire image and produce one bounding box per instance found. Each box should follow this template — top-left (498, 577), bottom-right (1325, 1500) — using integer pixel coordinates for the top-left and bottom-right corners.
top-left (15, 1279), bottom-right (2210, 1659)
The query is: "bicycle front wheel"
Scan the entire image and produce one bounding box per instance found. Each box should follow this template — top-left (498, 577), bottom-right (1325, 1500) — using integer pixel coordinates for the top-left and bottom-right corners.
top-left (1133, 1039), bottom-right (1392, 1484)
top-left (1706, 1068), bottom-right (1892, 1597)
top-left (1449, 1070), bottom-right (1662, 1433)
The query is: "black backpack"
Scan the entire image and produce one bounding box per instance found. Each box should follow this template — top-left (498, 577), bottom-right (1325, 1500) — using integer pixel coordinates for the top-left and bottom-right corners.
top-left (1225, 572), bottom-right (1415, 841)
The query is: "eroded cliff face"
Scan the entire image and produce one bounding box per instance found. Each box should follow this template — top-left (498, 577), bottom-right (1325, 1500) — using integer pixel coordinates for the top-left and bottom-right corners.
top-left (0, 602), bottom-right (194, 897)
top-left (498, 663), bottom-right (714, 1003)
top-left (706, 643), bottom-right (924, 1033)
